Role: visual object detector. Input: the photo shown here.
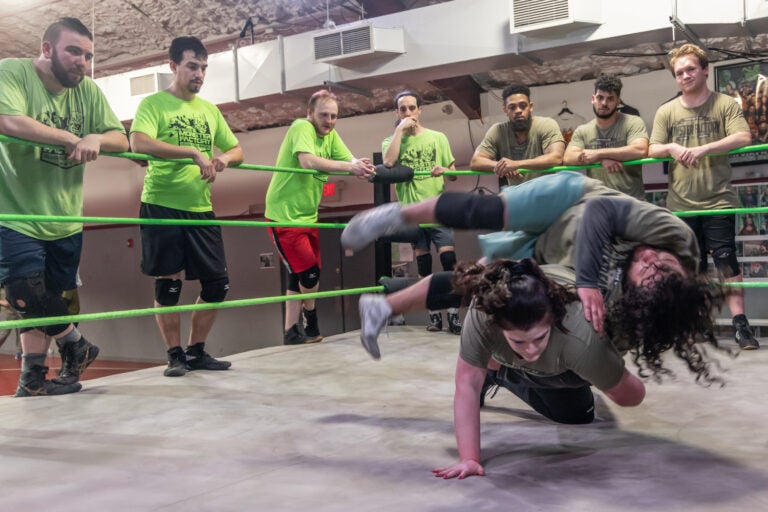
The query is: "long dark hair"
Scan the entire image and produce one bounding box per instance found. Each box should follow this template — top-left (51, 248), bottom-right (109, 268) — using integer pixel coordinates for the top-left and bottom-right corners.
top-left (608, 251), bottom-right (728, 385)
top-left (452, 259), bottom-right (577, 332)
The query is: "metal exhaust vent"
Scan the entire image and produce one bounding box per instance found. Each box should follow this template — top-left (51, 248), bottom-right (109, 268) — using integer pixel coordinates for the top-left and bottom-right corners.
top-left (510, 0), bottom-right (601, 36)
top-left (313, 24), bottom-right (404, 65)
top-left (129, 72), bottom-right (173, 97)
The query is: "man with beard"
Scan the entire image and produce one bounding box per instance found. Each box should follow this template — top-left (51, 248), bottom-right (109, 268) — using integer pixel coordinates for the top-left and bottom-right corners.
top-left (649, 43), bottom-right (758, 350)
top-left (470, 83), bottom-right (565, 187)
top-left (265, 90), bottom-right (375, 345)
top-left (0, 17), bottom-right (128, 396)
top-left (130, 37), bottom-right (244, 377)
top-left (564, 75), bottom-right (649, 200)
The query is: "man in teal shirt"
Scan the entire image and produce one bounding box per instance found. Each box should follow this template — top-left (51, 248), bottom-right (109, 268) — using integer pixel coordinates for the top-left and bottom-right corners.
top-left (130, 36), bottom-right (244, 377)
top-left (265, 90), bottom-right (375, 345)
top-left (0, 17), bottom-right (128, 397)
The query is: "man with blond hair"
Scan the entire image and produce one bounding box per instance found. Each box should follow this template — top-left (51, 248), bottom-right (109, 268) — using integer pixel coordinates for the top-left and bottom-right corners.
top-left (649, 43), bottom-right (758, 350)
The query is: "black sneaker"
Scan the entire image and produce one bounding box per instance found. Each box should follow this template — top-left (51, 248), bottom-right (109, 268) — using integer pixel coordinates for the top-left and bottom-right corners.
top-left (53, 336), bottom-right (99, 385)
top-left (164, 347), bottom-right (188, 377)
top-left (427, 312), bottom-right (443, 332)
top-left (447, 311), bottom-right (462, 335)
top-left (284, 324), bottom-right (306, 345)
top-left (479, 371), bottom-right (499, 408)
top-left (735, 324), bottom-right (760, 350)
top-left (302, 308), bottom-right (324, 344)
top-left (186, 343), bottom-right (232, 371)
top-left (15, 365), bottom-right (82, 397)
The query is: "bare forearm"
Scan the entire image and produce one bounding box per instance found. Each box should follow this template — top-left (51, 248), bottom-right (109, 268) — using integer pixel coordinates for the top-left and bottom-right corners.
top-left (699, 131), bottom-right (751, 155)
top-left (130, 132), bottom-right (200, 160)
top-left (298, 152), bottom-right (351, 173)
top-left (98, 130), bottom-right (129, 153)
top-left (454, 387), bottom-right (482, 463)
top-left (469, 152), bottom-right (496, 171)
top-left (591, 144), bottom-right (647, 162)
top-left (220, 145), bottom-right (244, 166)
top-left (0, 114), bottom-right (79, 147)
top-left (383, 133), bottom-right (403, 167)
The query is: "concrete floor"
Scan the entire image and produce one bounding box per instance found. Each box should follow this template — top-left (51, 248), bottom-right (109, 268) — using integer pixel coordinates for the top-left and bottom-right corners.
top-left (0, 326), bottom-right (767, 512)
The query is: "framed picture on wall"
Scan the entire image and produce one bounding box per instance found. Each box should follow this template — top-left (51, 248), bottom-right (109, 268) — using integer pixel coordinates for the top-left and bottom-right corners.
top-left (714, 60), bottom-right (768, 165)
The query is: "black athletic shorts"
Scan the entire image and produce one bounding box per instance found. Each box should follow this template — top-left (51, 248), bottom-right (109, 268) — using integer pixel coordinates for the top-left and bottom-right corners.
top-left (139, 202), bottom-right (228, 281)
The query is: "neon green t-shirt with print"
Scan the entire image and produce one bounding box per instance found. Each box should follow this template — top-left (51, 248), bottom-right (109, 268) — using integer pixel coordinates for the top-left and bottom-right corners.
top-left (265, 118), bottom-right (353, 223)
top-left (131, 90), bottom-right (239, 212)
top-left (0, 58), bottom-right (125, 240)
top-left (382, 128), bottom-right (455, 205)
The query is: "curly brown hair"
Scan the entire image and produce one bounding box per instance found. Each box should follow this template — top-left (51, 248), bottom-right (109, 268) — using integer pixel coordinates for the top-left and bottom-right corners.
top-left (452, 259), bottom-right (577, 332)
top-left (607, 262), bottom-right (728, 385)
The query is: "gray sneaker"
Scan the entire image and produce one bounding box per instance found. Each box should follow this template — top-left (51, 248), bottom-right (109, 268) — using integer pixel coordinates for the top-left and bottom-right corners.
top-left (341, 203), bottom-right (407, 253)
top-left (53, 337), bottom-right (99, 385)
top-left (359, 294), bottom-right (392, 360)
top-left (16, 365), bottom-right (83, 397)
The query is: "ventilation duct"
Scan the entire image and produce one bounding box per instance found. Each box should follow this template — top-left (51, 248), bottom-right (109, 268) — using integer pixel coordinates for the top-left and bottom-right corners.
top-left (313, 24), bottom-right (405, 64)
top-left (129, 72), bottom-right (173, 97)
top-left (510, 0), bottom-right (601, 36)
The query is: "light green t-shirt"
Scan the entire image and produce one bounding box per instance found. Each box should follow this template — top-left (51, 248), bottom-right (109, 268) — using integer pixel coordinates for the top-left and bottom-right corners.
top-left (458, 265), bottom-right (625, 391)
top-left (649, 92), bottom-right (749, 211)
top-left (0, 58), bottom-right (125, 240)
top-left (131, 91), bottom-right (239, 212)
top-left (477, 116), bottom-right (564, 185)
top-left (382, 128), bottom-right (455, 205)
top-left (569, 113), bottom-right (649, 200)
top-left (264, 118), bottom-right (353, 223)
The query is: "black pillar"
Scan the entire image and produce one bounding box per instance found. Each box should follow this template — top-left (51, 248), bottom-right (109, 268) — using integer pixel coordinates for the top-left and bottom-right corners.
top-left (372, 152), bottom-right (392, 282)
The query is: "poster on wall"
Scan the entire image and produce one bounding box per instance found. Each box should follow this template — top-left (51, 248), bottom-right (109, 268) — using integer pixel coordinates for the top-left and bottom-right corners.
top-left (715, 60), bottom-right (768, 165)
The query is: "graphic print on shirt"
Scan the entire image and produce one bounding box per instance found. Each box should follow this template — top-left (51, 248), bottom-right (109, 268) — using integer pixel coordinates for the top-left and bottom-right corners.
top-left (671, 115), bottom-right (721, 144)
top-left (169, 113), bottom-right (212, 151)
top-left (39, 109), bottom-right (84, 169)
top-left (400, 142), bottom-right (438, 180)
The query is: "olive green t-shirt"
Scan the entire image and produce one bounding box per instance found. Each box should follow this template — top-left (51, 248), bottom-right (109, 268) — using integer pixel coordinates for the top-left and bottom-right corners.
top-left (476, 116), bottom-right (564, 185)
top-left (382, 128), bottom-right (455, 205)
top-left (649, 92), bottom-right (749, 211)
top-left (569, 113), bottom-right (648, 200)
top-left (458, 265), bottom-right (625, 391)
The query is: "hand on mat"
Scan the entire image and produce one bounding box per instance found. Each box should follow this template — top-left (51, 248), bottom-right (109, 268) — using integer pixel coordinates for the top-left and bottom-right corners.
top-left (577, 287), bottom-right (605, 336)
top-left (432, 460), bottom-right (485, 480)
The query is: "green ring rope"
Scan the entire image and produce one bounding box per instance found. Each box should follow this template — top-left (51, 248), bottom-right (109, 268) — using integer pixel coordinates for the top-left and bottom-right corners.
top-left (4, 133), bottom-right (768, 177)
top-left (0, 285), bottom-right (385, 330)
top-left (1, 135), bottom-right (767, 330)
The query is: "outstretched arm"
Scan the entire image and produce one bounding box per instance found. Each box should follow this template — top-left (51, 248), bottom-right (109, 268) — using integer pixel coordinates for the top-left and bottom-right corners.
top-left (432, 356), bottom-right (487, 480)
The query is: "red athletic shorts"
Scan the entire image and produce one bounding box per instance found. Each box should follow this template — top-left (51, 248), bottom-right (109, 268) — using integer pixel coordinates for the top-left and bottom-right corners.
top-left (267, 223), bottom-right (321, 274)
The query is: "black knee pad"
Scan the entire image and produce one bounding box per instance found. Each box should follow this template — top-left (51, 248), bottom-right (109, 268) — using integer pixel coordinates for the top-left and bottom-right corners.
top-left (439, 250), bottom-right (457, 272)
top-left (297, 265), bottom-right (320, 289)
top-left (435, 192), bottom-right (504, 230)
top-left (4, 273), bottom-right (70, 336)
top-left (416, 253), bottom-right (433, 278)
top-left (200, 276), bottom-right (229, 303)
top-left (711, 246), bottom-right (740, 278)
top-left (287, 273), bottom-right (300, 293)
top-left (426, 271), bottom-right (463, 310)
top-left (155, 278), bottom-right (182, 306)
